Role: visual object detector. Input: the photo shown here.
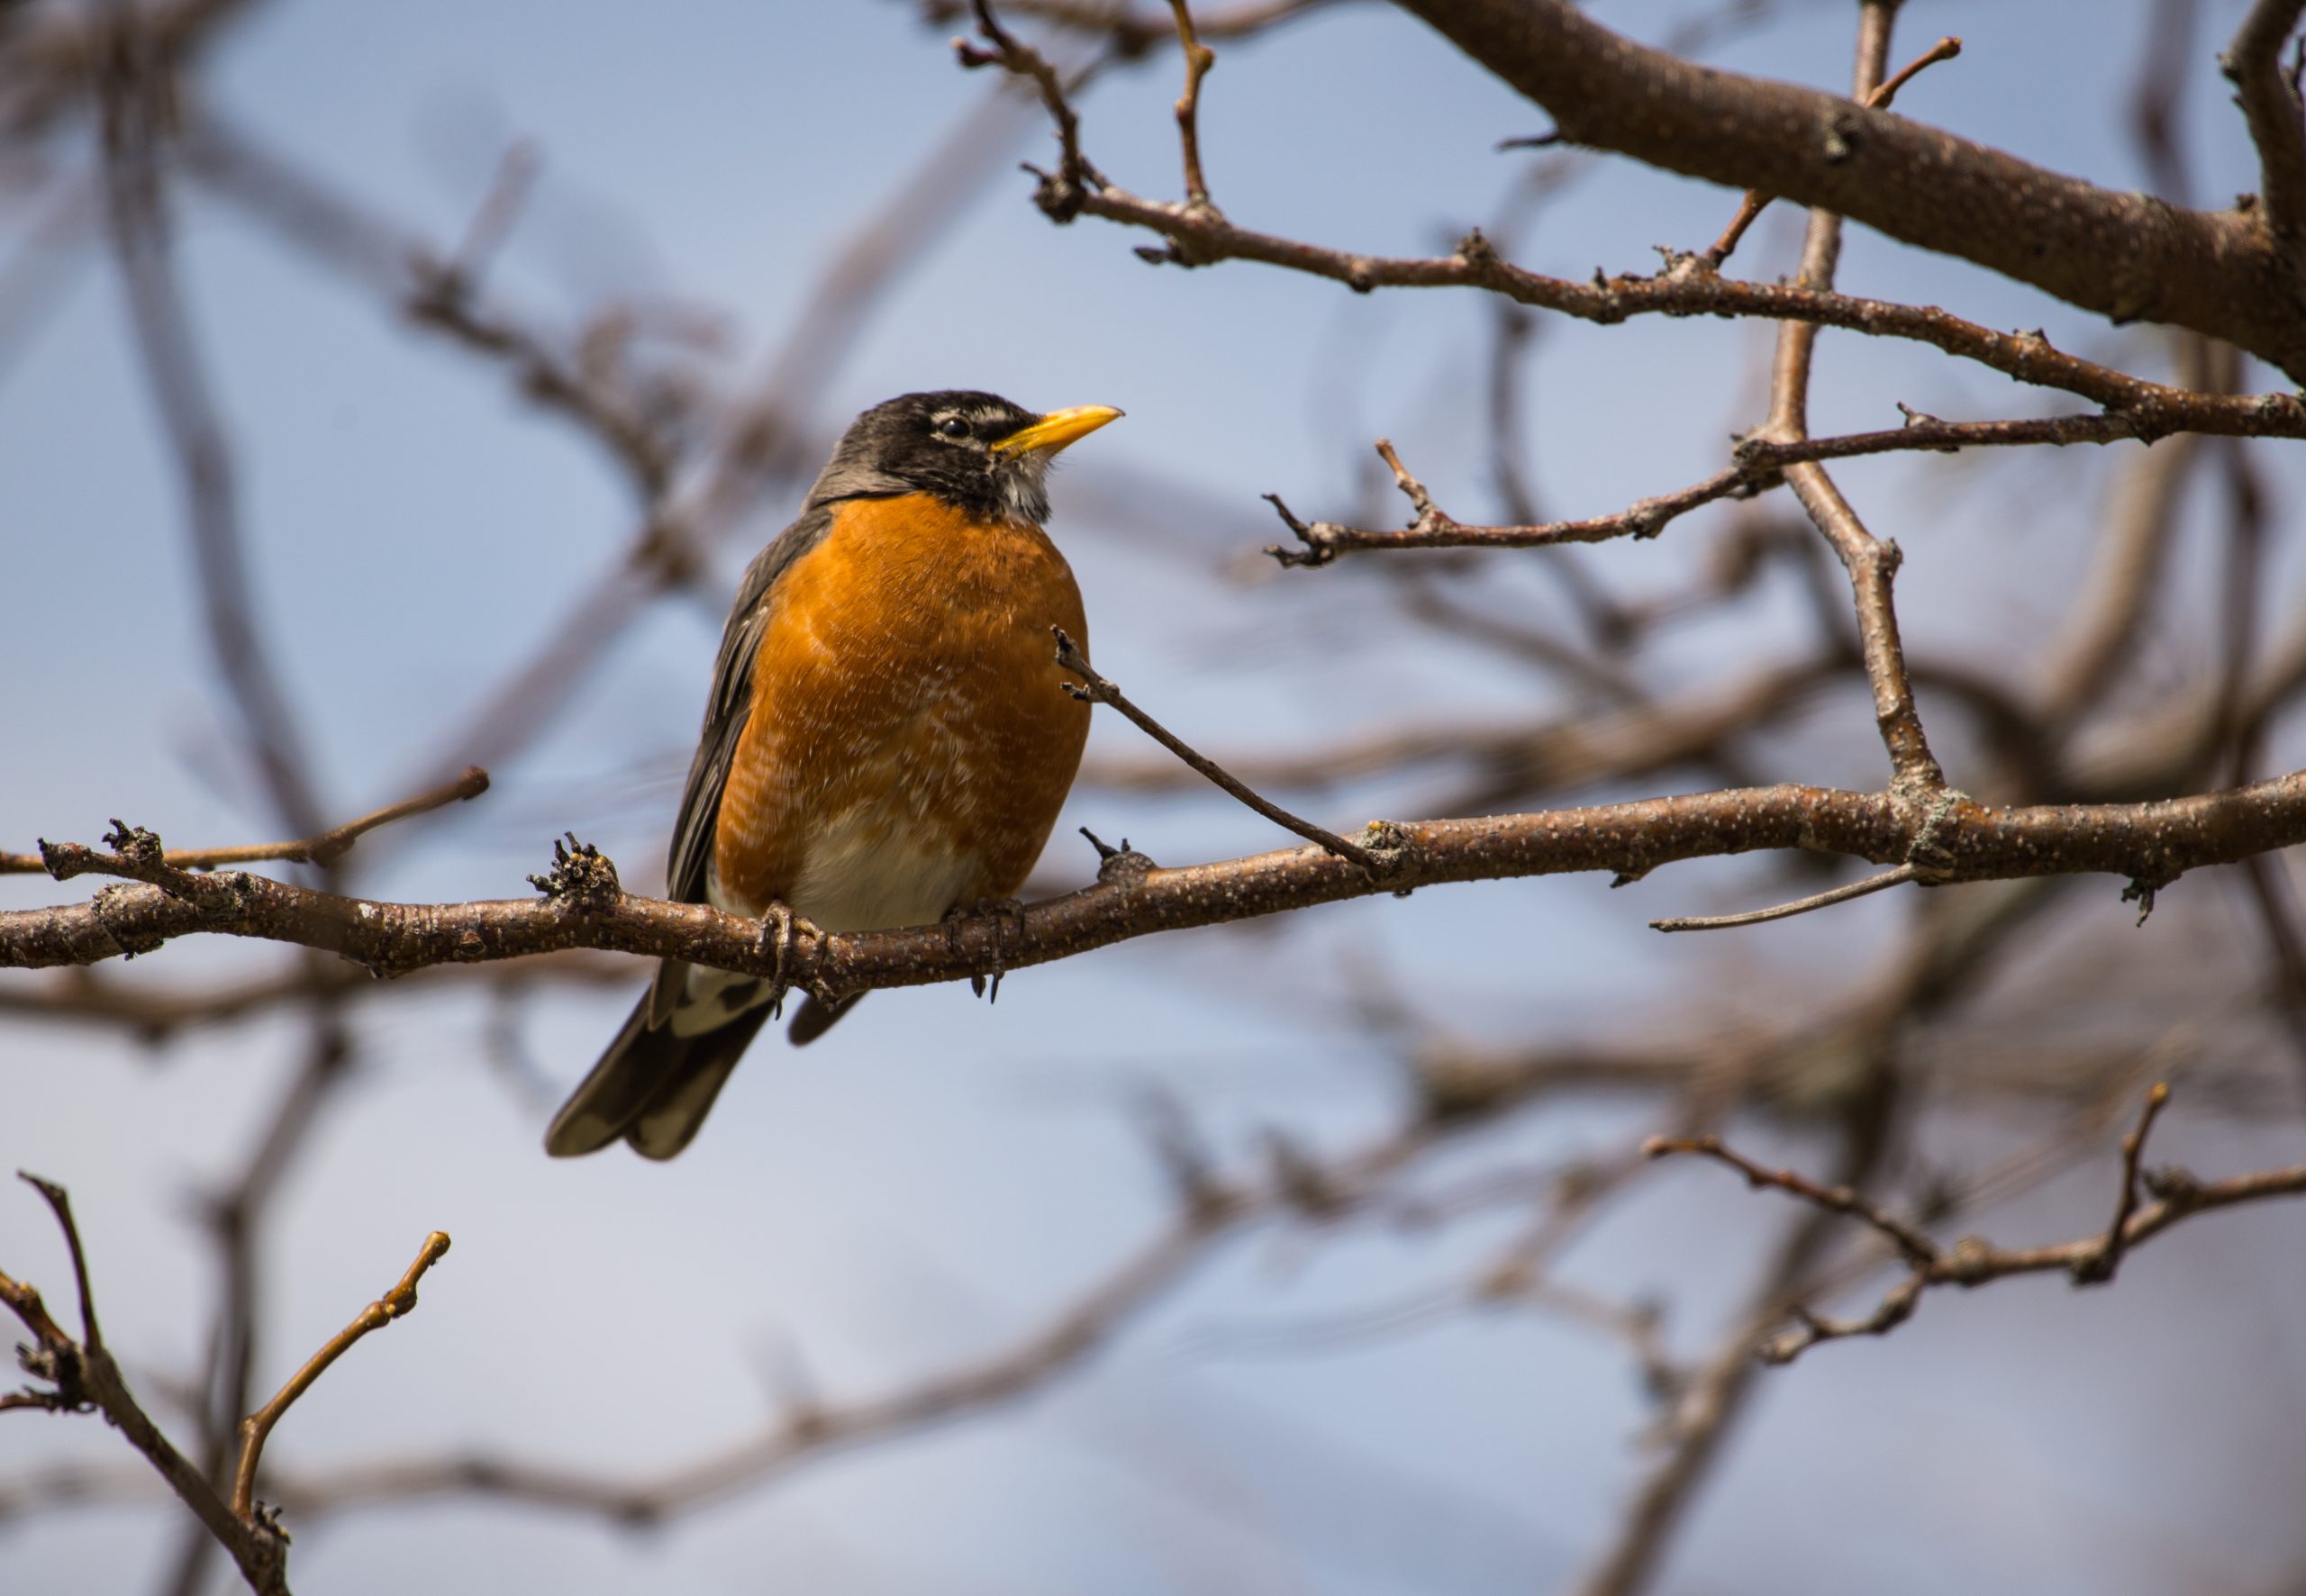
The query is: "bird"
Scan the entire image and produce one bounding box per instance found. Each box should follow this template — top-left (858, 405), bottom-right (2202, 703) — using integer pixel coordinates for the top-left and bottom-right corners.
top-left (544, 390), bottom-right (1121, 1160)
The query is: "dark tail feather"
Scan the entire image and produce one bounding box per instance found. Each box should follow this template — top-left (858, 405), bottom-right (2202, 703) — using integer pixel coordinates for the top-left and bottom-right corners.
top-left (786, 992), bottom-right (859, 1046)
top-left (544, 994), bottom-right (771, 1160)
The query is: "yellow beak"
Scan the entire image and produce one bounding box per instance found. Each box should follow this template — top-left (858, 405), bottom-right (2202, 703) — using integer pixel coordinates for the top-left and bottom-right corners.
top-left (991, 404), bottom-right (1124, 458)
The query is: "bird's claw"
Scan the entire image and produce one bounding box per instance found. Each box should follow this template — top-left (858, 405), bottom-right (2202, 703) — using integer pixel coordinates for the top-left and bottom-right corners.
top-left (758, 901), bottom-right (823, 1018)
top-left (947, 897), bottom-right (1028, 1002)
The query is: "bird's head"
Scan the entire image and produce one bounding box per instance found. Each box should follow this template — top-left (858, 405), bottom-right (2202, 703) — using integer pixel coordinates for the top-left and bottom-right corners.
top-left (808, 390), bottom-right (1123, 524)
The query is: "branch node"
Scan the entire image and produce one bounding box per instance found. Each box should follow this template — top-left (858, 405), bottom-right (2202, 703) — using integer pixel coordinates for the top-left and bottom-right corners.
top-left (1260, 493), bottom-right (1339, 567)
top-left (528, 832), bottom-right (622, 908)
top-left (1902, 785), bottom-right (1969, 881)
top-left (101, 821), bottom-right (165, 869)
top-left (1079, 826), bottom-right (1157, 884)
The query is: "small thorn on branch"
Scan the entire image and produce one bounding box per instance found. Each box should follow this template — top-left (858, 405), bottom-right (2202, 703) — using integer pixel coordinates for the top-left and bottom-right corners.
top-left (1051, 628), bottom-right (1388, 874)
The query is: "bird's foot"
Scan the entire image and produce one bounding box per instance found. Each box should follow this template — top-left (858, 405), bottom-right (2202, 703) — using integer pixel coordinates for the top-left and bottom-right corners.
top-left (946, 897), bottom-right (1028, 1002)
top-left (758, 901), bottom-right (824, 1017)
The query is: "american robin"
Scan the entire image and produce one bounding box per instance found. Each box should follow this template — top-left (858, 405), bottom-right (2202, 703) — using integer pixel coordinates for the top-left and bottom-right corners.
top-left (544, 391), bottom-right (1121, 1159)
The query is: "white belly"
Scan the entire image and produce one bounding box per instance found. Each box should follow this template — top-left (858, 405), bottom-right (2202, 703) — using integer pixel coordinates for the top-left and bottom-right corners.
top-left (784, 795), bottom-right (981, 933)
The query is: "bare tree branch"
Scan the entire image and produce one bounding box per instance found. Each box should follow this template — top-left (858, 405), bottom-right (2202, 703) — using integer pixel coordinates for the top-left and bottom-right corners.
top-left (1394, 0), bottom-right (2306, 380)
top-left (960, 16), bottom-right (2306, 434)
top-left (8, 777), bottom-right (2305, 985)
top-left (1648, 1086), bottom-right (2306, 1364)
top-left (1264, 412), bottom-right (2156, 566)
top-left (2220, 0), bottom-right (2306, 259)
top-left (2, 1175), bottom-right (290, 1594)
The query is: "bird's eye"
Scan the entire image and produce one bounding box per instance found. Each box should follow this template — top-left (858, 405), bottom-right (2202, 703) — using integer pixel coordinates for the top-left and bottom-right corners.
top-left (937, 417), bottom-right (971, 440)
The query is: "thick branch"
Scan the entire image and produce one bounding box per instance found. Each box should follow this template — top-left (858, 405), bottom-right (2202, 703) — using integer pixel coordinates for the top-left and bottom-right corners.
top-left (6, 778), bottom-right (2304, 987)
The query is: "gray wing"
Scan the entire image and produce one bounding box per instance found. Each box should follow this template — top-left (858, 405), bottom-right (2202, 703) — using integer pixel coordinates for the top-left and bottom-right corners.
top-left (646, 502), bottom-right (840, 1026)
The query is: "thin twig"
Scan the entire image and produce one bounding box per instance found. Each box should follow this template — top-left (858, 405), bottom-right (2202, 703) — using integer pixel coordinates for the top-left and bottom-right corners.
top-left (0, 767), bottom-right (489, 876)
top-left (231, 1232), bottom-right (451, 1521)
top-left (1167, 0), bottom-right (1217, 210)
top-left (1263, 409), bottom-right (2155, 566)
top-left (1704, 37), bottom-right (1960, 268)
top-left (443, 139), bottom-right (540, 283)
top-left (1753, 14), bottom-right (1945, 794)
top-left (959, 0), bottom-right (1101, 202)
top-left (1051, 628), bottom-right (1387, 872)
top-left (1266, 437), bottom-right (1748, 566)
top-left (2069, 1082), bottom-right (2171, 1284)
top-left (1650, 863), bottom-right (1920, 933)
top-left (14, 1173), bottom-right (102, 1349)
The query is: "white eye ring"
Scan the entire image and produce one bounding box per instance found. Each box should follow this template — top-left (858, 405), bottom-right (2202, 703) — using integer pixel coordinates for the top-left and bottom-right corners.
top-left (936, 416), bottom-right (970, 440)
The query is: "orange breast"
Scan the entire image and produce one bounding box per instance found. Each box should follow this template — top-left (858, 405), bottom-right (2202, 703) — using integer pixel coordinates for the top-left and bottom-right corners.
top-left (712, 493), bottom-right (1091, 929)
